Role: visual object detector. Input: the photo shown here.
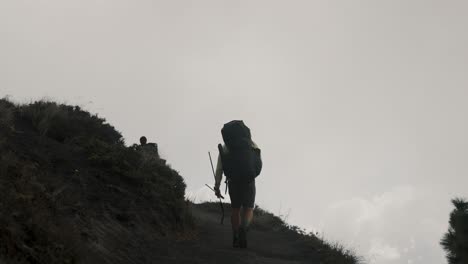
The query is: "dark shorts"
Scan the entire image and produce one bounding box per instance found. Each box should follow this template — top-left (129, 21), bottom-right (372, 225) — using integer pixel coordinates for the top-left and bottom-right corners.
top-left (228, 181), bottom-right (256, 209)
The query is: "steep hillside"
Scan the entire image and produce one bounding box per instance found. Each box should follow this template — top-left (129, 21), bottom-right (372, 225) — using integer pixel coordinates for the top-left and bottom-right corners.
top-left (0, 99), bottom-right (191, 263)
top-left (0, 99), bottom-right (361, 264)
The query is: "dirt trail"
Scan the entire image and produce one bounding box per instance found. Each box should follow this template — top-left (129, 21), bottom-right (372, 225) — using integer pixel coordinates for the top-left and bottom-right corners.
top-left (159, 204), bottom-right (318, 264)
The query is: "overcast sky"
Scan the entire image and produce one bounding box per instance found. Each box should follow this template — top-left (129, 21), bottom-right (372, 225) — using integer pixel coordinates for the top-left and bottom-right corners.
top-left (2, 1), bottom-right (468, 263)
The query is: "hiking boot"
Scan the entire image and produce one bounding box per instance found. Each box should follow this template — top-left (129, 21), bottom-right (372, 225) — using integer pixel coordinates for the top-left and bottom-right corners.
top-left (232, 231), bottom-right (240, 248)
top-left (239, 227), bottom-right (247, 249)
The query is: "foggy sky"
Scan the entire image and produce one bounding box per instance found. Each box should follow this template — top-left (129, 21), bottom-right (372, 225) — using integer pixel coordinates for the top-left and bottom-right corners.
top-left (2, 1), bottom-right (468, 263)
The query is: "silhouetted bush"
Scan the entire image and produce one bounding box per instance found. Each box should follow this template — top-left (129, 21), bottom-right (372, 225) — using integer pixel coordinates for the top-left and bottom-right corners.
top-left (0, 99), bottom-right (15, 135)
top-left (19, 101), bottom-right (122, 144)
top-left (441, 198), bottom-right (468, 264)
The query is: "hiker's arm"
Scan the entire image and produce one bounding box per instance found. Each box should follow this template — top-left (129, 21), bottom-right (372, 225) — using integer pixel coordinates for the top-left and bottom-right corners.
top-left (214, 154), bottom-right (223, 189)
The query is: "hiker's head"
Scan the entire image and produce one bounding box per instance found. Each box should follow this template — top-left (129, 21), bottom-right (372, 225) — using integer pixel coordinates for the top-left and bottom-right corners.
top-left (140, 136), bottom-right (147, 145)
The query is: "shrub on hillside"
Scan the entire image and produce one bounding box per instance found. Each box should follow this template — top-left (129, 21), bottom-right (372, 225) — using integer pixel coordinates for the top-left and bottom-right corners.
top-left (19, 101), bottom-right (122, 144)
top-left (0, 99), bottom-right (15, 135)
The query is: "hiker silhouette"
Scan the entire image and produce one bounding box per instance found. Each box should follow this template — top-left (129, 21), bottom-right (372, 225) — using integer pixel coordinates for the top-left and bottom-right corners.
top-left (214, 120), bottom-right (262, 248)
top-left (138, 136), bottom-right (164, 164)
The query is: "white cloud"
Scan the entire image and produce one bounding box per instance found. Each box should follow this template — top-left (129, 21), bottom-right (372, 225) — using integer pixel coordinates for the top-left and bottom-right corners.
top-left (319, 185), bottom-right (440, 264)
top-left (322, 185), bottom-right (417, 236)
top-left (369, 238), bottom-right (401, 261)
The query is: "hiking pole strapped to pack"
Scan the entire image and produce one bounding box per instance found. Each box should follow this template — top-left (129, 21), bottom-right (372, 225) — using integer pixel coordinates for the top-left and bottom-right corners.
top-left (208, 152), bottom-right (224, 225)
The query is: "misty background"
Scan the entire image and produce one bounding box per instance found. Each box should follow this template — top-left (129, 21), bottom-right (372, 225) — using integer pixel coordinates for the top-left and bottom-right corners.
top-left (2, 1), bottom-right (467, 263)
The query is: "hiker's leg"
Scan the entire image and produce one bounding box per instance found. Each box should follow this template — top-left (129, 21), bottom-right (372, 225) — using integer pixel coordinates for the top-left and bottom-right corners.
top-left (229, 182), bottom-right (243, 248)
top-left (228, 182), bottom-right (241, 231)
top-left (242, 207), bottom-right (254, 228)
top-left (238, 182), bottom-right (256, 249)
top-left (230, 207), bottom-right (241, 248)
top-left (231, 208), bottom-right (241, 230)
top-left (241, 181), bottom-right (256, 228)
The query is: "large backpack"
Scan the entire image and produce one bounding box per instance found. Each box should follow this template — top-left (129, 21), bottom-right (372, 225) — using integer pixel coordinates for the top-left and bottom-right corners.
top-left (218, 120), bottom-right (262, 183)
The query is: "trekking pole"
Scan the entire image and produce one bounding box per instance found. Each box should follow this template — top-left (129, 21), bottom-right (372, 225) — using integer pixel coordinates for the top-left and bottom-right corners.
top-left (208, 152), bottom-right (224, 225)
top-left (205, 184), bottom-right (224, 199)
